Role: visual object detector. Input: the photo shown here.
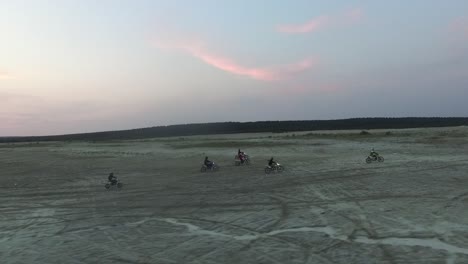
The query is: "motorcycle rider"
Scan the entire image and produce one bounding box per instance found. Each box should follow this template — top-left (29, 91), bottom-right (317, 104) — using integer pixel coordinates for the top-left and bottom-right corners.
top-left (204, 156), bottom-right (213, 168)
top-left (108, 172), bottom-right (117, 184)
top-left (370, 148), bottom-right (378, 158)
top-left (238, 149), bottom-right (245, 164)
top-left (268, 157), bottom-right (277, 167)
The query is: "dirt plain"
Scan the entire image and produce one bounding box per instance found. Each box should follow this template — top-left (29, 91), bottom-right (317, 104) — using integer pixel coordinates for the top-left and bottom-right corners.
top-left (1, 126), bottom-right (468, 264)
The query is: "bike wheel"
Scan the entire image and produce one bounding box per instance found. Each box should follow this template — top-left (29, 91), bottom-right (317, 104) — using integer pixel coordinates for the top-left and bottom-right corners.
top-left (117, 182), bottom-right (123, 188)
top-left (265, 167), bottom-right (272, 174)
top-left (378, 156), bottom-right (384, 162)
top-left (105, 183), bottom-right (111, 189)
top-left (200, 166), bottom-right (207, 172)
top-left (366, 157), bottom-right (372, 163)
top-left (277, 166), bottom-right (284, 172)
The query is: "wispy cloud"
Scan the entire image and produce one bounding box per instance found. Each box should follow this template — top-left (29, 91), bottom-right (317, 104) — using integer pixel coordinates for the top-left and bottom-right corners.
top-left (344, 8), bottom-right (364, 23)
top-left (156, 41), bottom-right (315, 81)
top-left (277, 15), bottom-right (330, 34)
top-left (0, 71), bottom-right (14, 80)
top-left (449, 17), bottom-right (468, 39)
top-left (277, 8), bottom-right (363, 34)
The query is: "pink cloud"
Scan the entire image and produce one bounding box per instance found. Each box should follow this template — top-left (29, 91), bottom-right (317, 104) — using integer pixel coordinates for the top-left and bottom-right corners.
top-left (188, 46), bottom-right (314, 81)
top-left (449, 17), bottom-right (468, 39)
top-left (277, 15), bottom-right (330, 34)
top-left (344, 8), bottom-right (364, 23)
top-left (277, 8), bottom-right (364, 34)
top-left (158, 41), bottom-right (316, 81)
top-left (0, 71), bottom-right (13, 80)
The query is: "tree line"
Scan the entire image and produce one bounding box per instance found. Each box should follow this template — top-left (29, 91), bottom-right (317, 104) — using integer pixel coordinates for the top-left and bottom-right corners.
top-left (1, 117), bottom-right (467, 143)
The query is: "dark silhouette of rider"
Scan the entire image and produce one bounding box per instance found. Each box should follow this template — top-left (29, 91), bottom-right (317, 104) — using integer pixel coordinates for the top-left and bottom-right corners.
top-left (268, 157), bottom-right (277, 167)
top-left (108, 172), bottom-right (117, 184)
top-left (204, 156), bottom-right (213, 168)
top-left (370, 148), bottom-right (378, 157)
top-left (238, 149), bottom-right (245, 163)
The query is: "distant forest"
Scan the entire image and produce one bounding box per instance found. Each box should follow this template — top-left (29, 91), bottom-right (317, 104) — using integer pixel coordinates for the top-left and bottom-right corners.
top-left (2, 117), bottom-right (468, 143)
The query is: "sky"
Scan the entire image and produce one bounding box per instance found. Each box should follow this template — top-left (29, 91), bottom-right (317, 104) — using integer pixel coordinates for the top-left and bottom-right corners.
top-left (1, 0), bottom-right (468, 136)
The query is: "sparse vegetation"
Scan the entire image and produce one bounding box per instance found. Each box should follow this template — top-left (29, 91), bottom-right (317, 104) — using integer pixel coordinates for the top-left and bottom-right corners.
top-left (166, 140), bottom-right (292, 149)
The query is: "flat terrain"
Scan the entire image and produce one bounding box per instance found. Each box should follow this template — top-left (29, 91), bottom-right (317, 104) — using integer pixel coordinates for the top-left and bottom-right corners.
top-left (1, 127), bottom-right (468, 264)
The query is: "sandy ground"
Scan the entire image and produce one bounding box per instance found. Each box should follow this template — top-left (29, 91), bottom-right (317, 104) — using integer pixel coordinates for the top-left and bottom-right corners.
top-left (1, 126), bottom-right (468, 264)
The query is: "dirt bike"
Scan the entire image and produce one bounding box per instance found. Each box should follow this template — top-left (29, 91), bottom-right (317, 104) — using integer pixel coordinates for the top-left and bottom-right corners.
top-left (200, 162), bottom-right (219, 172)
top-left (105, 179), bottom-right (123, 190)
top-left (265, 163), bottom-right (284, 174)
top-left (366, 154), bottom-right (384, 163)
top-left (234, 153), bottom-right (251, 166)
